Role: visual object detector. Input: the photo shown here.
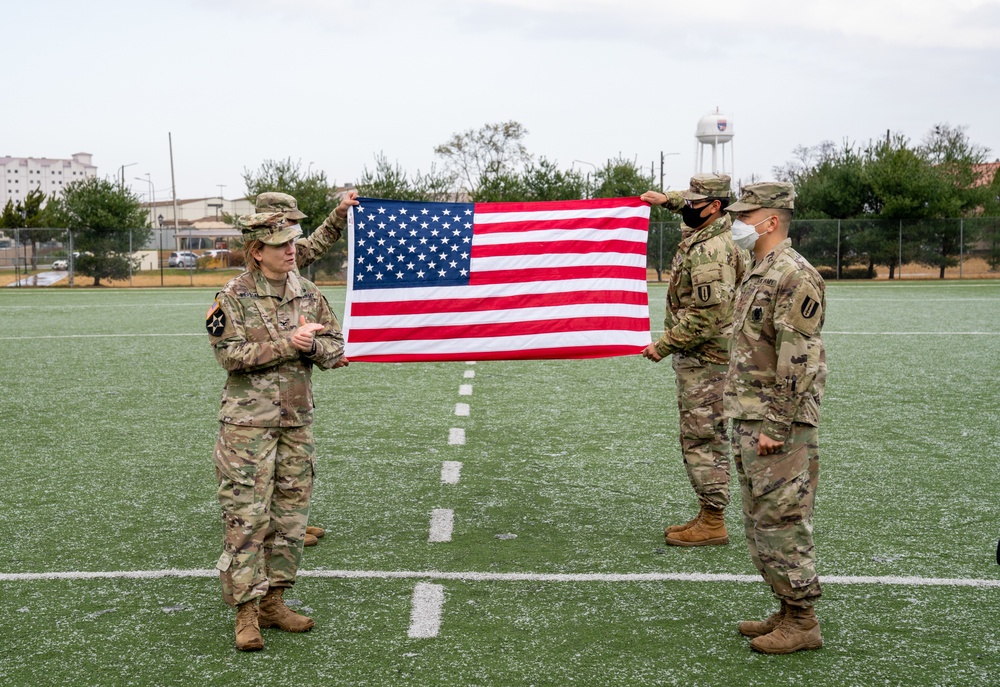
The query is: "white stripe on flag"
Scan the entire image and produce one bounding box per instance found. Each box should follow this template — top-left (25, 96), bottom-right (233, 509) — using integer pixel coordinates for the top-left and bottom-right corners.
top-left (471, 252), bottom-right (646, 273)
top-left (347, 278), bottom-right (647, 304)
top-left (472, 227), bottom-right (648, 245)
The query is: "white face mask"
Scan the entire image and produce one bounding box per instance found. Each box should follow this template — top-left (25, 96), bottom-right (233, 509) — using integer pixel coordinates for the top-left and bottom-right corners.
top-left (731, 216), bottom-right (774, 251)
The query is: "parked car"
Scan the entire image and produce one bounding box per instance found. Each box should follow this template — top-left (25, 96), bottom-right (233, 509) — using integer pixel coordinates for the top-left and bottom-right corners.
top-left (52, 259), bottom-right (69, 270)
top-left (169, 251), bottom-right (199, 268)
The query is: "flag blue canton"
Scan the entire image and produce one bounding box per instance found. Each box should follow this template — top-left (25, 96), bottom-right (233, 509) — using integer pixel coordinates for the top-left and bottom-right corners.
top-left (352, 198), bottom-right (475, 290)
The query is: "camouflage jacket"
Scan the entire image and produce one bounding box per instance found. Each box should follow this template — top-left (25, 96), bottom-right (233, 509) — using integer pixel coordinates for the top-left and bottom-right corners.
top-left (294, 213), bottom-right (347, 270)
top-left (724, 239), bottom-right (827, 442)
top-left (654, 214), bottom-right (746, 365)
top-left (206, 270), bottom-right (345, 427)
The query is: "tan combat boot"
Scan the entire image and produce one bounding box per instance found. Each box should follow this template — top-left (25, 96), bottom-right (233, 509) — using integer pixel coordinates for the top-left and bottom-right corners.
top-left (664, 507), bottom-right (728, 546)
top-left (258, 587), bottom-right (315, 632)
top-left (750, 605), bottom-right (823, 654)
top-left (739, 601), bottom-right (787, 638)
top-left (304, 533), bottom-right (318, 547)
top-left (306, 526), bottom-right (326, 539)
top-left (235, 600), bottom-right (264, 651)
top-left (664, 509), bottom-right (702, 537)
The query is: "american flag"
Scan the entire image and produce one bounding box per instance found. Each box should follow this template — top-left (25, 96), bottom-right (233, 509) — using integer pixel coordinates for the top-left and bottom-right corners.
top-left (343, 196), bottom-right (651, 362)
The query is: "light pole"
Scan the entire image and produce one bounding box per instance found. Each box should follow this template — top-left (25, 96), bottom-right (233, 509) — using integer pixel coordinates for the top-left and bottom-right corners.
top-left (573, 160), bottom-right (598, 199)
top-left (158, 214), bottom-right (165, 286)
top-left (135, 175), bottom-right (156, 228)
top-left (118, 162), bottom-right (137, 190)
top-left (660, 152), bottom-right (680, 191)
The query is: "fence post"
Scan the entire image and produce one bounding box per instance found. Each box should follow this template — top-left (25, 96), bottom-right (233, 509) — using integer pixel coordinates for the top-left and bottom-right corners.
top-left (836, 220), bottom-right (841, 280)
top-left (658, 224), bottom-right (664, 282)
top-left (959, 219), bottom-right (964, 280)
top-left (898, 220), bottom-right (903, 280)
top-left (129, 228), bottom-right (133, 287)
top-left (68, 230), bottom-right (74, 287)
top-left (13, 227), bottom-right (20, 287)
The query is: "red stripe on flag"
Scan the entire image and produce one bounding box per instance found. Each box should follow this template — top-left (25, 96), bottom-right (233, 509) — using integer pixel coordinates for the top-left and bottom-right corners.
top-left (470, 265), bottom-right (647, 285)
top-left (346, 316), bottom-right (650, 343)
top-left (474, 197), bottom-right (647, 214)
top-left (350, 289), bottom-right (648, 317)
top-left (350, 345), bottom-right (646, 363)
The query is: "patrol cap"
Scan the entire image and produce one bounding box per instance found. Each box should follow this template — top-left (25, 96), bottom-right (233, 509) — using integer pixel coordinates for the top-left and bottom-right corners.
top-left (254, 192), bottom-right (307, 220)
top-left (725, 182), bottom-right (796, 212)
top-left (680, 173), bottom-right (732, 201)
top-left (237, 212), bottom-right (304, 245)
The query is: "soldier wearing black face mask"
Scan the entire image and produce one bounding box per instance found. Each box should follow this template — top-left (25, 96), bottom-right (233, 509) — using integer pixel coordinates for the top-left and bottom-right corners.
top-left (639, 175), bottom-right (747, 547)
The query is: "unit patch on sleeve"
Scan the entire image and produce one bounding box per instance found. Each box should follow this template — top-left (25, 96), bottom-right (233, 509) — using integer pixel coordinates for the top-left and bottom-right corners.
top-left (206, 299), bottom-right (227, 337)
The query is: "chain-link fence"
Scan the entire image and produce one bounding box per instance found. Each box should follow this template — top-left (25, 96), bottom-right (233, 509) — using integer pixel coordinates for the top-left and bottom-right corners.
top-left (0, 227), bottom-right (249, 287)
top-left (3, 219), bottom-right (1000, 286)
top-left (647, 217), bottom-right (1000, 281)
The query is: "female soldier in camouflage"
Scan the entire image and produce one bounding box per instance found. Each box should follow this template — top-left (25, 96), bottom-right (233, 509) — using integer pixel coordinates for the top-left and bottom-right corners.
top-left (206, 211), bottom-right (345, 651)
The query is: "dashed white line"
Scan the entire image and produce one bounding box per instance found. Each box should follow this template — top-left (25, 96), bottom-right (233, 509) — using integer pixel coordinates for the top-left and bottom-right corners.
top-left (463, 370), bottom-right (475, 379)
top-left (458, 384), bottom-right (473, 396)
top-left (454, 403), bottom-right (470, 417)
top-left (448, 428), bottom-right (466, 445)
top-left (465, 361), bottom-right (477, 365)
top-left (428, 509), bottom-right (454, 542)
top-left (441, 461), bottom-right (462, 484)
top-left (408, 582), bottom-right (445, 638)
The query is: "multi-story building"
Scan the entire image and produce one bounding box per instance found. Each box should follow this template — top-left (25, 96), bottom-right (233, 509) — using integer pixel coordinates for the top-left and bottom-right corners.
top-left (0, 152), bottom-right (98, 203)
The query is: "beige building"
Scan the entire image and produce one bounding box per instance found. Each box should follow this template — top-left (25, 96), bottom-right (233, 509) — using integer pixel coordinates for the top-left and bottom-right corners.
top-left (0, 152), bottom-right (98, 203)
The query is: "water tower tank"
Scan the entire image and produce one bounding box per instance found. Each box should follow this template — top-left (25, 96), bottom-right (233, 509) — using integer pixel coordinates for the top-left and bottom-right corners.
top-left (696, 111), bottom-right (734, 143)
top-left (694, 108), bottom-right (735, 175)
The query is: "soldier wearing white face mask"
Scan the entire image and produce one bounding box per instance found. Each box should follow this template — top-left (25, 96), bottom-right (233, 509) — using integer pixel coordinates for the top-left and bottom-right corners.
top-left (723, 182), bottom-right (827, 655)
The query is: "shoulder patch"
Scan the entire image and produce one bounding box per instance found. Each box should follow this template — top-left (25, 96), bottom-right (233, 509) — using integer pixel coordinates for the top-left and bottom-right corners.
top-left (206, 298), bottom-right (227, 337)
top-left (782, 280), bottom-right (823, 336)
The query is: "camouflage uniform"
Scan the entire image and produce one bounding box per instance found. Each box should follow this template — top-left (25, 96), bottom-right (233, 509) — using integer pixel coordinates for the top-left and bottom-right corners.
top-left (207, 213), bottom-right (345, 606)
top-left (654, 175), bottom-right (745, 512)
top-left (724, 183), bottom-right (827, 608)
top-left (255, 191), bottom-right (347, 271)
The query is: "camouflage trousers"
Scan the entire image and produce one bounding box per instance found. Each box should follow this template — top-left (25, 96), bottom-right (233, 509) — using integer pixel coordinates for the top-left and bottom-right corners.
top-left (732, 419), bottom-right (822, 606)
top-left (672, 354), bottom-right (731, 510)
top-left (213, 422), bottom-right (315, 607)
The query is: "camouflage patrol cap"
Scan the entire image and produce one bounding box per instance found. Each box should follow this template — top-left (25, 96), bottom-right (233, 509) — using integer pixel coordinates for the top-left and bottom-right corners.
top-left (680, 173), bottom-right (732, 201)
top-left (236, 212), bottom-right (304, 245)
top-left (725, 182), bottom-right (796, 212)
top-left (254, 192), bottom-right (307, 220)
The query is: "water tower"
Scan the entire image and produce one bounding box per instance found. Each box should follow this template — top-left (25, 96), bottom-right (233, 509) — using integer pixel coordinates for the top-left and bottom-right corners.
top-left (694, 108), bottom-right (734, 176)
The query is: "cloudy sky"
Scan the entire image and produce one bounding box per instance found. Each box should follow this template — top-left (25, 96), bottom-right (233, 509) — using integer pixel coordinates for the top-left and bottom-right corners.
top-left (4, 0), bottom-right (999, 202)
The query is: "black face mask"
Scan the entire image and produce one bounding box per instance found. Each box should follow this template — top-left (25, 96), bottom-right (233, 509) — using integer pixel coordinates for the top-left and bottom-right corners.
top-left (680, 202), bottom-right (714, 228)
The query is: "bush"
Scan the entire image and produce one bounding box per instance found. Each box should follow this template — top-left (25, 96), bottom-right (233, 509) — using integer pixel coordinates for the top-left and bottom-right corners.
top-left (816, 265), bottom-right (876, 280)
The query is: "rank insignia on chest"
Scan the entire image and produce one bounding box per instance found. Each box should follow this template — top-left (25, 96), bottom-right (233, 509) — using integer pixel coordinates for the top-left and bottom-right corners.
top-left (750, 306), bottom-right (764, 323)
top-left (206, 300), bottom-right (227, 337)
top-left (801, 296), bottom-right (819, 319)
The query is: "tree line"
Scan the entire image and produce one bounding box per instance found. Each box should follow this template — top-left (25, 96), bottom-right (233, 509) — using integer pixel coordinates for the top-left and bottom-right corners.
top-left (4, 120), bottom-right (996, 284)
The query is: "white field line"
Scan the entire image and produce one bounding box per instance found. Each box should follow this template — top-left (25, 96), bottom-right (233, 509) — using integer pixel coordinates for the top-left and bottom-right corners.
top-left (823, 331), bottom-right (998, 335)
top-left (3, 568), bottom-right (999, 588)
top-left (441, 461), bottom-right (462, 484)
top-left (458, 384), bottom-right (472, 396)
top-left (428, 510), bottom-right (454, 543)
top-left (0, 333), bottom-right (204, 340)
top-left (463, 370), bottom-right (475, 379)
top-left (454, 403), bottom-right (470, 417)
top-left (407, 582), bottom-right (445, 638)
top-left (465, 361), bottom-right (476, 365)
top-left (448, 428), bottom-right (466, 445)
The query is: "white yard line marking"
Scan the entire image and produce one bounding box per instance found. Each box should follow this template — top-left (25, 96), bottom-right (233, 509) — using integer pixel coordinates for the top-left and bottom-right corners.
top-left (463, 370), bottom-right (475, 379)
top-left (441, 461), bottom-right (462, 484)
top-left (408, 582), bottom-right (445, 638)
top-left (3, 568), bottom-right (999, 588)
top-left (428, 510), bottom-right (454, 543)
top-left (448, 428), bottom-right (466, 445)
top-left (1, 333), bottom-right (204, 341)
top-left (458, 384), bottom-right (473, 396)
top-left (454, 403), bottom-right (470, 417)
top-left (824, 331), bottom-right (998, 335)
top-left (465, 361), bottom-right (476, 365)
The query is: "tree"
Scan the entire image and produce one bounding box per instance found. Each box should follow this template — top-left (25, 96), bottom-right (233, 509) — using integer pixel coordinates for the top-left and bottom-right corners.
top-left (434, 121), bottom-right (532, 192)
top-left (472, 157), bottom-right (585, 203)
top-left (356, 153), bottom-right (456, 202)
top-left (242, 158), bottom-right (345, 278)
top-left (46, 177), bottom-right (150, 286)
top-left (590, 156), bottom-right (654, 199)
